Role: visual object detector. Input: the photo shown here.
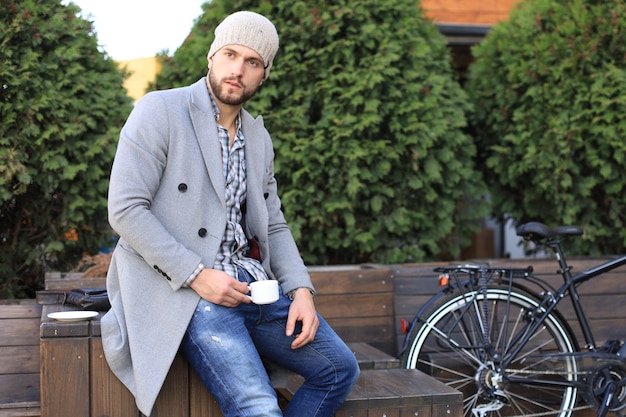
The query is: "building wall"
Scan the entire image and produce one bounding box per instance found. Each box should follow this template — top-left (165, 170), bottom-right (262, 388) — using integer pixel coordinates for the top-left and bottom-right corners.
top-left (116, 56), bottom-right (162, 103)
top-left (421, 0), bottom-right (523, 25)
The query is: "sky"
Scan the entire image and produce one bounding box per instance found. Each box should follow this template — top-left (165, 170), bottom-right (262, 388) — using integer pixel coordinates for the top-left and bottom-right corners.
top-left (63, 0), bottom-right (206, 61)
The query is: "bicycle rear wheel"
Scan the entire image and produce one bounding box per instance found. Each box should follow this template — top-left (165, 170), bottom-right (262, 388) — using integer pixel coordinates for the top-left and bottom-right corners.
top-left (401, 285), bottom-right (578, 417)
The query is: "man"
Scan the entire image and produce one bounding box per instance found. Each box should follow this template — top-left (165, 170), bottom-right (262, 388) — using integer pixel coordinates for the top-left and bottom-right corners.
top-left (101, 10), bottom-right (359, 417)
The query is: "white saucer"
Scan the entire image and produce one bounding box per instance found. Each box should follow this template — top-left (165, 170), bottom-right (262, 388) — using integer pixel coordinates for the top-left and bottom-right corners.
top-left (47, 311), bottom-right (99, 322)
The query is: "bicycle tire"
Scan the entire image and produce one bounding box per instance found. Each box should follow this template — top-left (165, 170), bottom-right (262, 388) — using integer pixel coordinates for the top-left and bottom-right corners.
top-left (401, 285), bottom-right (578, 417)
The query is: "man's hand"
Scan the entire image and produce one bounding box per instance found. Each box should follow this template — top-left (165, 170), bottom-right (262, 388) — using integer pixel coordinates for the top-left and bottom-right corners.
top-left (189, 268), bottom-right (251, 307)
top-left (286, 288), bottom-right (319, 349)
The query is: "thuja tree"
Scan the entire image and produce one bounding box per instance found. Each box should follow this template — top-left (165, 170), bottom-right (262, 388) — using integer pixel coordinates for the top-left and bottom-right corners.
top-left (0, 0), bottom-right (133, 297)
top-left (153, 0), bottom-right (489, 264)
top-left (466, 0), bottom-right (626, 255)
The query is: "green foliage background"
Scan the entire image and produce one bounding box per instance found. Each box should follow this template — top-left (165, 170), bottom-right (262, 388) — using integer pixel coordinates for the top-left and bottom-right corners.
top-left (153, 0), bottom-right (490, 265)
top-left (0, 0), bottom-right (133, 297)
top-left (8, 0), bottom-right (624, 297)
top-left (466, 0), bottom-right (626, 255)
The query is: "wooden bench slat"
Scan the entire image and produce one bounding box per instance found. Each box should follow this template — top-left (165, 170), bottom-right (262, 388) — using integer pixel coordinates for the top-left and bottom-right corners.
top-left (0, 401), bottom-right (40, 417)
top-left (310, 267), bottom-right (393, 295)
top-left (0, 374), bottom-right (40, 404)
top-left (315, 293), bottom-right (393, 319)
top-left (0, 346), bottom-right (39, 374)
top-left (0, 319), bottom-right (40, 347)
top-left (43, 273), bottom-right (105, 291)
top-left (0, 303), bottom-right (42, 319)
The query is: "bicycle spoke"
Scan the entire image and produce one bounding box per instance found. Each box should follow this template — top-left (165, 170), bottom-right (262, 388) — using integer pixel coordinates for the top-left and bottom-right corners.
top-left (421, 312), bottom-right (484, 367)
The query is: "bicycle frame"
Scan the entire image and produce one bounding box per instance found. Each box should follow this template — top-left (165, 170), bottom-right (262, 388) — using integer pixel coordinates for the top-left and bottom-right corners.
top-left (548, 238), bottom-right (626, 352)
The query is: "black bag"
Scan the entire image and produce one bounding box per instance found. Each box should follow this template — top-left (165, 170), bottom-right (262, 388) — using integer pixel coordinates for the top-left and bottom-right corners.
top-left (64, 287), bottom-right (110, 311)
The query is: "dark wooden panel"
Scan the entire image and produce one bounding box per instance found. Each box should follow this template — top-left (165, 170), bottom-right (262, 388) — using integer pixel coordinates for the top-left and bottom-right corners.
top-left (394, 276), bottom-right (445, 296)
top-left (44, 272), bottom-right (105, 291)
top-left (0, 301), bottom-right (41, 410)
top-left (325, 316), bottom-right (395, 354)
top-left (0, 318), bottom-right (40, 346)
top-left (151, 355), bottom-right (190, 416)
top-left (0, 302), bottom-right (42, 319)
top-left (90, 338), bottom-right (138, 417)
top-left (394, 294), bottom-right (435, 318)
top-left (0, 346), bottom-right (39, 374)
top-left (553, 294), bottom-right (626, 320)
top-left (315, 293), bottom-right (393, 319)
top-left (40, 338), bottom-right (89, 417)
top-left (310, 267), bottom-right (394, 295)
top-left (432, 402), bottom-right (463, 417)
top-left (0, 403), bottom-right (41, 416)
top-left (189, 365), bottom-right (224, 417)
top-left (0, 374), bottom-right (39, 404)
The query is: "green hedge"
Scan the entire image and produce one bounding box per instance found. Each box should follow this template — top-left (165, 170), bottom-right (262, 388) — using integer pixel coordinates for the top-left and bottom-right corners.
top-left (466, 0), bottom-right (626, 255)
top-left (0, 0), bottom-right (133, 297)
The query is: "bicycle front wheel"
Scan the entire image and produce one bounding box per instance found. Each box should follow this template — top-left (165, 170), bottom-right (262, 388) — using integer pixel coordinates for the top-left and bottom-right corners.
top-left (401, 286), bottom-right (578, 417)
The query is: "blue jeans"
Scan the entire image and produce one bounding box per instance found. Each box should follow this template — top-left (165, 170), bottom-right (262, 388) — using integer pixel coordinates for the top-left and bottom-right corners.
top-left (181, 267), bottom-right (360, 417)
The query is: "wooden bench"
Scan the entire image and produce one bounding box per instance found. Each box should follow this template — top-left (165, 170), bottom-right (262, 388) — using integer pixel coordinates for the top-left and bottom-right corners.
top-left (39, 307), bottom-right (461, 417)
top-left (39, 266), bottom-right (461, 417)
top-left (0, 300), bottom-right (41, 417)
top-left (44, 265), bottom-right (397, 355)
top-left (7, 256), bottom-right (621, 417)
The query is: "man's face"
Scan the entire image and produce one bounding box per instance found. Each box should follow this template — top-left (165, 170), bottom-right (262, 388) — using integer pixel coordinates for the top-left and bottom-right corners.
top-left (208, 44), bottom-right (266, 106)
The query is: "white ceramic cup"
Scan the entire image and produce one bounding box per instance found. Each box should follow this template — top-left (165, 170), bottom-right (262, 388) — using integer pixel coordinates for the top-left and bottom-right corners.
top-left (248, 280), bottom-right (279, 304)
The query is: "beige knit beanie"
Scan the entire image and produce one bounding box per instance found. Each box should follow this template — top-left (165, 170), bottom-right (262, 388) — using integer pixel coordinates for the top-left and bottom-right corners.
top-left (207, 11), bottom-right (279, 80)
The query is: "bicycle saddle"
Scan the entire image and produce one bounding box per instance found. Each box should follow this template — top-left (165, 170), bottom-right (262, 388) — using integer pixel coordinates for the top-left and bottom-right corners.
top-left (516, 221), bottom-right (583, 240)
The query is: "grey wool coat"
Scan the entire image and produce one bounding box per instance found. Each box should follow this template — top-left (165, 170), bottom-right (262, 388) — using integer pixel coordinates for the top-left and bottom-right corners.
top-left (101, 78), bottom-right (314, 416)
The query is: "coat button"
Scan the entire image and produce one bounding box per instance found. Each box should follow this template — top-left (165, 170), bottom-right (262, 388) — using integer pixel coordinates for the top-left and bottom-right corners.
top-left (178, 183), bottom-right (188, 192)
top-left (198, 228), bottom-right (207, 237)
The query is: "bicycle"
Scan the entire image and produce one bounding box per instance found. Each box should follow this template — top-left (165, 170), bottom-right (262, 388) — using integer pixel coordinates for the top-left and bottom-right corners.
top-left (399, 221), bottom-right (626, 417)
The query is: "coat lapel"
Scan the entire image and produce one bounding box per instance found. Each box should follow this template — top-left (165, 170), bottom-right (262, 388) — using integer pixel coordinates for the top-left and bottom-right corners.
top-left (243, 114), bottom-right (266, 212)
top-left (189, 79), bottom-right (225, 207)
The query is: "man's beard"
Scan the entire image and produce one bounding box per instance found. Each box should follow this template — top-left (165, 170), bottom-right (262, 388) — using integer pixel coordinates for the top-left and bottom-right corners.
top-left (208, 70), bottom-right (258, 105)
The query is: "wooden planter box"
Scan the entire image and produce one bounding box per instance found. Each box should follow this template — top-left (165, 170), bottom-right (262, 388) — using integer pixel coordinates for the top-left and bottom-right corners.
top-left (38, 267), bottom-right (462, 417)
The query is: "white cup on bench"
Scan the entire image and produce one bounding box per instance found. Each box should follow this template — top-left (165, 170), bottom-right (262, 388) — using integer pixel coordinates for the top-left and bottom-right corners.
top-left (248, 280), bottom-right (279, 304)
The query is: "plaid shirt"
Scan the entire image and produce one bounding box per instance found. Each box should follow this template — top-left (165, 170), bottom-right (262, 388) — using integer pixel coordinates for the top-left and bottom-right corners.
top-left (209, 94), bottom-right (267, 282)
